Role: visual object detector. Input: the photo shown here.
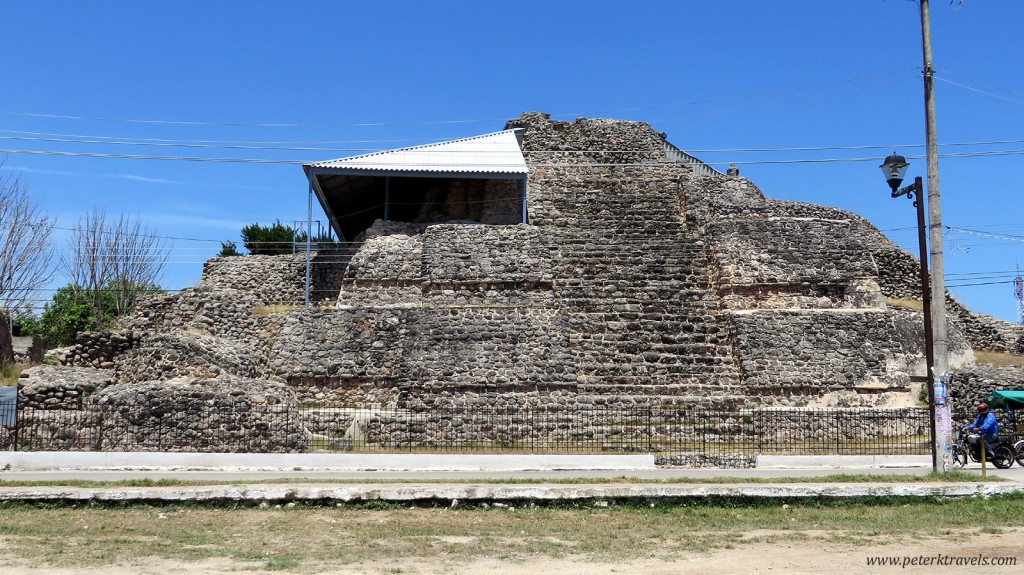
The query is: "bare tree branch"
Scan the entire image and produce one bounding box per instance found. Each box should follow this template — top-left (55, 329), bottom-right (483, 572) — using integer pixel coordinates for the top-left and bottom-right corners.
top-left (0, 159), bottom-right (55, 318)
top-left (63, 209), bottom-right (170, 330)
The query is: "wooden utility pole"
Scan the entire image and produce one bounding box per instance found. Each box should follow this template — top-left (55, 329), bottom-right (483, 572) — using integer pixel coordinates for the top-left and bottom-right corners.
top-left (919, 0), bottom-right (952, 470)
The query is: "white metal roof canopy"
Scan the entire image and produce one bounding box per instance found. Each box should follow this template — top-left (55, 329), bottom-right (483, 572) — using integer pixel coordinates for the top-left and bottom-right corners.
top-left (303, 129), bottom-right (529, 242)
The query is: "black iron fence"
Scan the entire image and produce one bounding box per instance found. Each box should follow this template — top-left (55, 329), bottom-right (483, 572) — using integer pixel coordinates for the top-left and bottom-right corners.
top-left (0, 400), bottom-right (932, 459)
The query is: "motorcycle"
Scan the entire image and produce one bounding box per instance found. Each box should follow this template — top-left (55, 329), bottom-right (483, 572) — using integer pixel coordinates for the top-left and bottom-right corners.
top-left (951, 428), bottom-right (1015, 469)
top-left (981, 390), bottom-right (1024, 467)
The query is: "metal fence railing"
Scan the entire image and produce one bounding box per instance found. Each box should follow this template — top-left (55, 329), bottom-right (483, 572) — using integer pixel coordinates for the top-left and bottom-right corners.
top-left (1, 401), bottom-right (932, 458)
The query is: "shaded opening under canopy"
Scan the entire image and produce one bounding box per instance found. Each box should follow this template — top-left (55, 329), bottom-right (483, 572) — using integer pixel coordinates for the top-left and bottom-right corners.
top-left (307, 172), bottom-right (526, 242)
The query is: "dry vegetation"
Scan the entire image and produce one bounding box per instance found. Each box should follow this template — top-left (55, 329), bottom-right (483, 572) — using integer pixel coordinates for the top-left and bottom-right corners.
top-left (0, 496), bottom-right (1022, 573)
top-left (885, 297), bottom-right (924, 312)
top-left (975, 351), bottom-right (1024, 369)
top-left (1, 362), bottom-right (24, 386)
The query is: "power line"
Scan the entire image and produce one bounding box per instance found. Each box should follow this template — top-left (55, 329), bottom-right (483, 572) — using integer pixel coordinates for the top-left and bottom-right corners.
top-left (942, 69), bottom-right (1024, 101)
top-left (7, 146), bottom-right (1024, 166)
top-left (946, 227), bottom-right (1024, 244)
top-left (936, 77), bottom-right (1024, 106)
top-left (0, 129), bottom-right (426, 146)
top-left (0, 111), bottom-right (505, 129)
top-left (0, 69), bottom-right (920, 130)
top-left (0, 148), bottom-right (301, 164)
top-left (0, 134), bottom-right (376, 154)
top-left (8, 129), bottom-right (1024, 156)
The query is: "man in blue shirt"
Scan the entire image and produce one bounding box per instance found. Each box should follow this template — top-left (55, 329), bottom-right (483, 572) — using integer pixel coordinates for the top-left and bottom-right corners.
top-left (969, 402), bottom-right (1000, 455)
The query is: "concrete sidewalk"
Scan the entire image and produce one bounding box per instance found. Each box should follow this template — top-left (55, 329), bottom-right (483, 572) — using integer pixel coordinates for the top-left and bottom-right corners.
top-left (0, 451), bottom-right (934, 472)
top-left (1, 480), bottom-right (1021, 504)
top-left (1, 452), bottom-right (1021, 503)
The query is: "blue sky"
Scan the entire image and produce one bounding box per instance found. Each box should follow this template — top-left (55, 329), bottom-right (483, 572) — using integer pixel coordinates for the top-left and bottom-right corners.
top-left (2, 0), bottom-right (1023, 322)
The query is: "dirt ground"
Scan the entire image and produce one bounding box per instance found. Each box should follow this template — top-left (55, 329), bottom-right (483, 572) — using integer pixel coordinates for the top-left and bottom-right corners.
top-left (1, 529), bottom-right (1020, 575)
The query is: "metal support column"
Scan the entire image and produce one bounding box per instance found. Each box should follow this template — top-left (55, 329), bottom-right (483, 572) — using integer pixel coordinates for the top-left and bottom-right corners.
top-left (520, 177), bottom-right (528, 224)
top-left (304, 180), bottom-right (313, 309)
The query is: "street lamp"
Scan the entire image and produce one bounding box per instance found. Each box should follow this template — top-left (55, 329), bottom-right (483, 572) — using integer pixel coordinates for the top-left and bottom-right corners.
top-left (880, 152), bottom-right (938, 472)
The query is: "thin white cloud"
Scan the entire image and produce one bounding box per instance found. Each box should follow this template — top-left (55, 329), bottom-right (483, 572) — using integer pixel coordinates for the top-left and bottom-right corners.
top-left (115, 174), bottom-right (181, 184)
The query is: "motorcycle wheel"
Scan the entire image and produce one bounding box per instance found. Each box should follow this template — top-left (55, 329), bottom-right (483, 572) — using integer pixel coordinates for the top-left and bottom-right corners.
top-left (1014, 440), bottom-right (1024, 467)
top-left (951, 446), bottom-right (968, 468)
top-left (991, 445), bottom-right (1015, 469)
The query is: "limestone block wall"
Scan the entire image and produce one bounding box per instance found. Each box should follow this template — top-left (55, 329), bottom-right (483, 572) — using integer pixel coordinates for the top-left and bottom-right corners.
top-left (113, 332), bottom-right (267, 384)
top-left (700, 198), bottom-right (885, 312)
top-left (513, 129), bottom-right (747, 402)
top-left (337, 224), bottom-right (556, 308)
top-left (959, 313), bottom-right (1024, 354)
top-left (200, 255), bottom-right (309, 305)
top-left (123, 289), bottom-right (259, 338)
top-left (413, 178), bottom-right (522, 225)
top-left (728, 310), bottom-right (910, 400)
top-left (400, 306), bottom-right (576, 406)
top-left (508, 112), bottom-right (667, 166)
top-left (267, 305), bottom-right (577, 409)
top-left (62, 331), bottom-right (141, 369)
top-left (89, 379), bottom-right (306, 452)
top-left (969, 315), bottom-right (1024, 353)
top-left (73, 112), bottom-right (1019, 423)
top-left (711, 217), bottom-right (879, 297)
top-left (861, 225), bottom-right (1023, 355)
top-left (359, 406), bottom-right (928, 459)
top-left (17, 365), bottom-right (114, 410)
top-left (948, 365), bottom-right (1024, 426)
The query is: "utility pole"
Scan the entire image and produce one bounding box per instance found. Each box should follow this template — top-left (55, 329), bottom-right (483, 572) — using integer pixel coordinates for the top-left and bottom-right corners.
top-left (919, 0), bottom-right (952, 470)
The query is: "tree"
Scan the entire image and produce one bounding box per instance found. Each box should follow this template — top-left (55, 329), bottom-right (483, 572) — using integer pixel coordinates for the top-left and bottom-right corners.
top-left (218, 241), bottom-right (241, 257)
top-left (64, 210), bottom-right (170, 330)
top-left (0, 162), bottom-right (55, 320)
top-left (19, 280), bottom-right (161, 347)
top-left (241, 220), bottom-right (297, 255)
top-left (18, 284), bottom-right (108, 346)
top-left (1, 162), bottom-right (55, 365)
top-left (295, 231), bottom-right (337, 249)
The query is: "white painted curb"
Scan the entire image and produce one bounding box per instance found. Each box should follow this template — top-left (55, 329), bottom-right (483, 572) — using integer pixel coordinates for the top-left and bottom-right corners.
top-left (756, 455), bottom-right (933, 469)
top-left (0, 452), bottom-right (659, 472)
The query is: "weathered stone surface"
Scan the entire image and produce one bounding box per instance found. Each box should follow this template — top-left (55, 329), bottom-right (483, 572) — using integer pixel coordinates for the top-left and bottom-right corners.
top-left (949, 365), bottom-right (1024, 426)
top-left (89, 378), bottom-right (306, 452)
top-left (17, 364), bottom-right (114, 410)
top-left (31, 112), bottom-right (1022, 452)
top-left (113, 332), bottom-right (267, 384)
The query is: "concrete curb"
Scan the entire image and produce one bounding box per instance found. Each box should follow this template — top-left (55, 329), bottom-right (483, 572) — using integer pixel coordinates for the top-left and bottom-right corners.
top-left (757, 455), bottom-right (933, 469)
top-left (2, 453), bottom-right (943, 472)
top-left (1, 482), bottom-right (1021, 504)
top-left (0, 452), bottom-right (659, 472)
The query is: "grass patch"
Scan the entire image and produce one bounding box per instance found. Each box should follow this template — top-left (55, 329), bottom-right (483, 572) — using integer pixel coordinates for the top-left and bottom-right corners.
top-left (1, 362), bottom-right (25, 386)
top-left (0, 496), bottom-right (1021, 571)
top-left (975, 350), bottom-right (1024, 369)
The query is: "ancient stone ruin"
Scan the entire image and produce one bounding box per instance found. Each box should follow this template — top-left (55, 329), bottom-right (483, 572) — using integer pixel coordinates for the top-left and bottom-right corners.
top-left (13, 112), bottom-right (1024, 452)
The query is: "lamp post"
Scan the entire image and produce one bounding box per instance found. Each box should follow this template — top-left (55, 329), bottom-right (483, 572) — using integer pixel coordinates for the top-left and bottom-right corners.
top-left (880, 152), bottom-right (938, 472)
